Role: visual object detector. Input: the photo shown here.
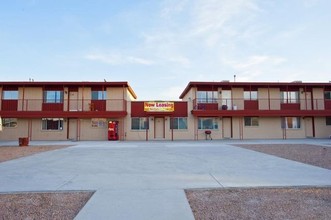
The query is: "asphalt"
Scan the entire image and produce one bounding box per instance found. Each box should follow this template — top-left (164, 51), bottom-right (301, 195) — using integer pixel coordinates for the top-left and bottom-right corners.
top-left (0, 139), bottom-right (331, 219)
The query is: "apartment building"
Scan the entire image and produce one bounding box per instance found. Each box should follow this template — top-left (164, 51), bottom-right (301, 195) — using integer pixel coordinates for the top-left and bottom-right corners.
top-left (0, 81), bottom-right (137, 141)
top-left (0, 81), bottom-right (331, 141)
top-left (179, 81), bottom-right (331, 140)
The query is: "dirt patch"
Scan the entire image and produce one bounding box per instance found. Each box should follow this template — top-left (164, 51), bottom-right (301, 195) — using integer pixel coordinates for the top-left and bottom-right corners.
top-left (186, 186), bottom-right (331, 220)
top-left (0, 191), bottom-right (94, 220)
top-left (234, 144), bottom-right (331, 170)
top-left (0, 145), bottom-right (71, 163)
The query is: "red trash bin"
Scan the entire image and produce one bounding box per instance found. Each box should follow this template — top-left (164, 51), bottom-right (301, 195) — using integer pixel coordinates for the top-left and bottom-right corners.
top-left (19, 137), bottom-right (29, 147)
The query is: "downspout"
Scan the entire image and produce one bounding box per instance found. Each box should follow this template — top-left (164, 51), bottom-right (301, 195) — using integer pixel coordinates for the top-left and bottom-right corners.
top-left (171, 117), bottom-right (174, 141)
top-left (22, 85), bottom-right (25, 111)
top-left (312, 117), bottom-right (316, 137)
top-left (146, 116), bottom-right (149, 141)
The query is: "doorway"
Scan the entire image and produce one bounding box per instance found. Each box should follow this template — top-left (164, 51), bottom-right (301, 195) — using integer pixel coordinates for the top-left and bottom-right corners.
top-left (154, 117), bottom-right (165, 139)
top-left (69, 91), bottom-right (79, 111)
top-left (222, 117), bottom-right (232, 138)
top-left (305, 117), bottom-right (314, 138)
top-left (68, 118), bottom-right (79, 140)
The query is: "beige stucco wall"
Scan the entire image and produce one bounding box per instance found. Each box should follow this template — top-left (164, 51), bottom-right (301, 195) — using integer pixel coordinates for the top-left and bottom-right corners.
top-left (79, 87), bottom-right (91, 111)
top-left (259, 88), bottom-right (280, 110)
top-left (107, 87), bottom-right (125, 111)
top-left (23, 87), bottom-right (43, 111)
top-left (0, 119), bottom-right (29, 140)
top-left (284, 117), bottom-right (306, 139)
top-left (31, 119), bottom-right (67, 140)
top-left (312, 88), bottom-right (325, 110)
top-left (124, 116), bottom-right (149, 141)
top-left (63, 87), bottom-right (69, 111)
top-left (79, 119), bottom-right (107, 140)
top-left (243, 117), bottom-right (282, 139)
top-left (1, 116), bottom-right (330, 141)
top-left (315, 117), bottom-right (331, 138)
top-left (181, 87), bottom-right (196, 108)
top-left (300, 90), bottom-right (312, 110)
top-left (232, 88), bottom-right (244, 110)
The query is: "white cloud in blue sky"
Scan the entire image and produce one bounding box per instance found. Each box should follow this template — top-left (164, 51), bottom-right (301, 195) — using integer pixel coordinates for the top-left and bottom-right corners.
top-left (0, 0), bottom-right (330, 100)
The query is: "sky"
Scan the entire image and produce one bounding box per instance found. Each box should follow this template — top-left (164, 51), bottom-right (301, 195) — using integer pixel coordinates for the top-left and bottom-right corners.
top-left (1, 0), bottom-right (330, 100)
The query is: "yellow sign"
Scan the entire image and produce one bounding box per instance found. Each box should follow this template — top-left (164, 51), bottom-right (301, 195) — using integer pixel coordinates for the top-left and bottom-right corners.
top-left (144, 102), bottom-right (175, 112)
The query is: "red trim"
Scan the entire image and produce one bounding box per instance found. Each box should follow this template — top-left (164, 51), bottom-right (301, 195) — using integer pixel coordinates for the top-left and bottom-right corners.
top-left (0, 81), bottom-right (137, 99)
top-left (191, 109), bottom-right (331, 117)
top-left (0, 111), bottom-right (127, 118)
top-left (1, 100), bottom-right (18, 111)
top-left (42, 103), bottom-right (63, 111)
top-left (325, 100), bottom-right (331, 109)
top-left (244, 100), bottom-right (258, 110)
top-left (180, 81), bottom-right (331, 99)
top-left (280, 103), bottom-right (300, 110)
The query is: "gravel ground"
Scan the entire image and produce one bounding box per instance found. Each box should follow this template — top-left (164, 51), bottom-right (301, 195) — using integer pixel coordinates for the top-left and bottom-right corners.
top-left (186, 186), bottom-right (331, 220)
top-left (186, 143), bottom-right (331, 219)
top-left (0, 191), bottom-right (94, 220)
top-left (0, 145), bottom-right (71, 163)
top-left (234, 144), bottom-right (331, 170)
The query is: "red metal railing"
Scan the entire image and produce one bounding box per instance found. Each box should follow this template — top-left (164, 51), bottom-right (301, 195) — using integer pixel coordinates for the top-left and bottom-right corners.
top-left (0, 99), bottom-right (127, 112)
top-left (192, 98), bottom-right (329, 111)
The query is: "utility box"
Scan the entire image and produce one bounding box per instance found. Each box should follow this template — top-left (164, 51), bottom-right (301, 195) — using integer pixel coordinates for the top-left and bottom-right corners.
top-left (108, 121), bottom-right (119, 141)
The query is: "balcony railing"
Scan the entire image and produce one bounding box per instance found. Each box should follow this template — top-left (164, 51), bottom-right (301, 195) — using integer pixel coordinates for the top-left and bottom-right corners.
top-left (1, 99), bottom-right (127, 112)
top-left (193, 98), bottom-right (329, 111)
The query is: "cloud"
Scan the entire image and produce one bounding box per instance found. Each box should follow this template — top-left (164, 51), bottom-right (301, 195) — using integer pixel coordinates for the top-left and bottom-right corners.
top-left (223, 55), bottom-right (287, 81)
top-left (85, 53), bottom-right (154, 65)
top-left (230, 55), bottom-right (286, 69)
top-left (161, 0), bottom-right (190, 18)
top-left (189, 0), bottom-right (261, 45)
top-left (160, 85), bottom-right (184, 100)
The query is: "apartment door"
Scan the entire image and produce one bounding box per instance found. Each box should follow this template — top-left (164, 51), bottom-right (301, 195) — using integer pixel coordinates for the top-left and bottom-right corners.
top-left (222, 117), bottom-right (232, 138)
top-left (69, 91), bottom-right (79, 111)
top-left (305, 117), bottom-right (314, 138)
top-left (68, 118), bottom-right (79, 140)
top-left (154, 117), bottom-right (165, 139)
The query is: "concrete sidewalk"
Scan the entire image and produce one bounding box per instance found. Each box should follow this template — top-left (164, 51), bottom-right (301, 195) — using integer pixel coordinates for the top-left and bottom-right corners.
top-left (0, 140), bottom-right (330, 219)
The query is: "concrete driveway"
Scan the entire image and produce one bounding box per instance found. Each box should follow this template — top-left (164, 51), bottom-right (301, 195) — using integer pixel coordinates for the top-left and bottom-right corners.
top-left (0, 139), bottom-right (331, 219)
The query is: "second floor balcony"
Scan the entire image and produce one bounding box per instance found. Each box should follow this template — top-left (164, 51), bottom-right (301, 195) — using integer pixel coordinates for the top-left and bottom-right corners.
top-left (192, 98), bottom-right (331, 117)
top-left (0, 98), bottom-right (128, 118)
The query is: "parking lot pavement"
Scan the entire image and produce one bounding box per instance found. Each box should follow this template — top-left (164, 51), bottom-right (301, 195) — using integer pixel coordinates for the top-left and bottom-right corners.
top-left (0, 140), bottom-right (330, 219)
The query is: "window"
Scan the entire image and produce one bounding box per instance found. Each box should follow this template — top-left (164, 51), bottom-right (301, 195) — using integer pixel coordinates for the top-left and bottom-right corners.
top-left (42, 118), bottom-right (63, 130)
top-left (325, 91), bottom-right (331, 100)
top-left (221, 90), bottom-right (232, 109)
top-left (198, 118), bottom-right (218, 129)
top-left (197, 91), bottom-right (218, 103)
top-left (244, 117), bottom-right (259, 126)
top-left (2, 118), bottom-right (17, 128)
top-left (92, 91), bottom-right (107, 100)
top-left (170, 117), bottom-right (188, 129)
top-left (326, 117), bottom-right (331, 126)
top-left (281, 117), bottom-right (301, 129)
top-left (91, 118), bottom-right (107, 128)
top-left (43, 91), bottom-right (63, 103)
top-left (2, 91), bottom-right (18, 100)
top-left (244, 91), bottom-right (258, 100)
top-left (281, 91), bottom-right (299, 103)
top-left (131, 117), bottom-right (149, 130)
